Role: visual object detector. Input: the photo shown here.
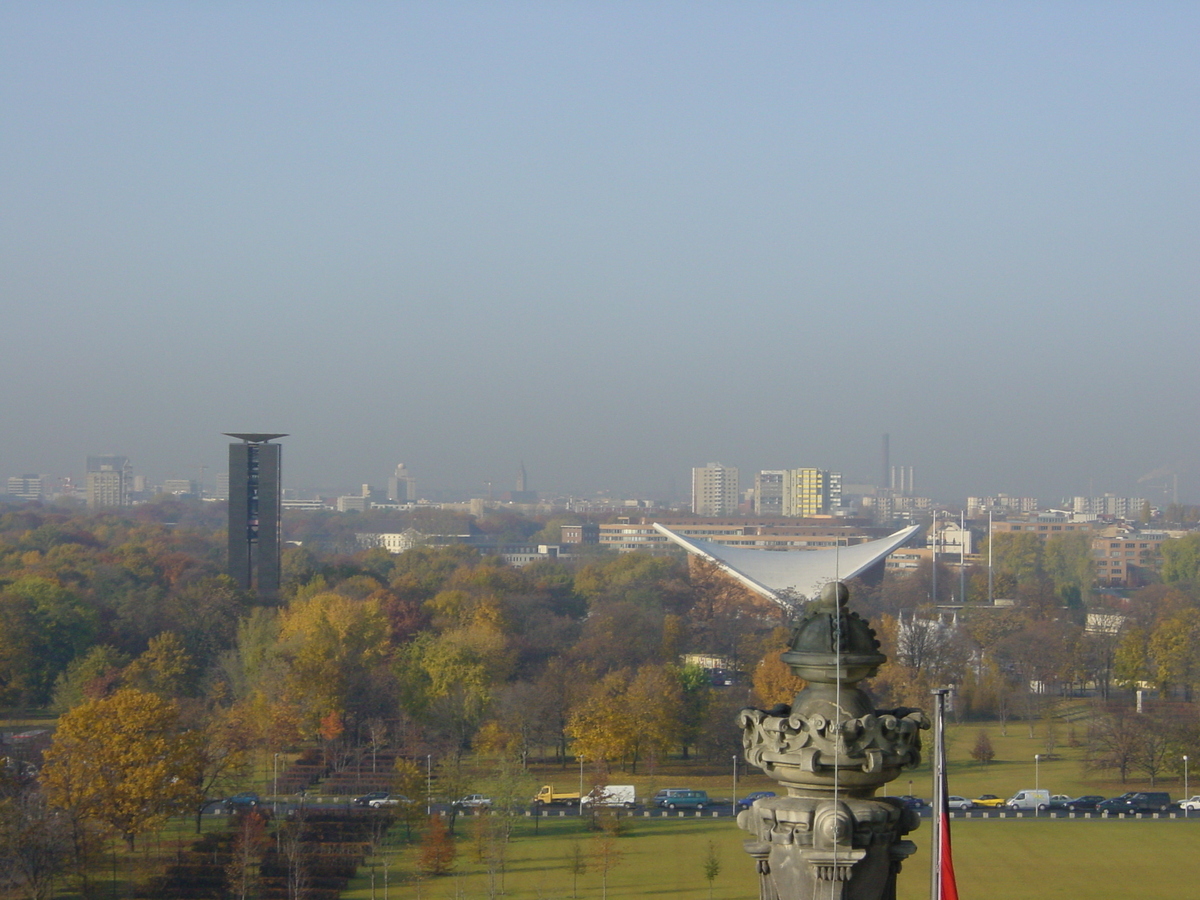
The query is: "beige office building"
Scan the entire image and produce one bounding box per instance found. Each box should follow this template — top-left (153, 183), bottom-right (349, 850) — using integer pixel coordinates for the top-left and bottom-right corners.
top-left (692, 463), bottom-right (739, 517)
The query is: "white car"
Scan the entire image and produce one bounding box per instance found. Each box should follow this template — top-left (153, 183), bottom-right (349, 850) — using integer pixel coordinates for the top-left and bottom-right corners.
top-left (1179, 796), bottom-right (1200, 811)
top-left (369, 794), bottom-right (410, 809)
top-left (947, 796), bottom-right (974, 810)
top-left (454, 794), bottom-right (492, 810)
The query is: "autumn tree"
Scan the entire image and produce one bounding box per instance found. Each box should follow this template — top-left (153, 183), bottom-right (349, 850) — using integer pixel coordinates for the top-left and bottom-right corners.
top-left (590, 828), bottom-right (624, 900)
top-left (278, 591), bottom-right (391, 731)
top-left (183, 710), bottom-right (252, 833)
top-left (565, 841), bottom-right (587, 900)
top-left (124, 631), bottom-right (196, 698)
top-left (1148, 609), bottom-right (1200, 700)
top-left (0, 787), bottom-right (72, 900)
top-left (752, 648), bottom-right (806, 708)
top-left (567, 671), bottom-right (636, 769)
top-left (41, 688), bottom-right (200, 850)
top-left (1086, 705), bottom-right (1141, 783)
top-left (1113, 627), bottom-right (1150, 694)
top-left (566, 664), bottom-right (680, 774)
top-left (969, 731), bottom-right (995, 765)
top-left (225, 810), bottom-right (269, 900)
top-left (418, 815), bottom-right (456, 876)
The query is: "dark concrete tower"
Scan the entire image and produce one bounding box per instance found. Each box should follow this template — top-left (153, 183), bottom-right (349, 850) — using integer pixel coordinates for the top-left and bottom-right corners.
top-left (225, 433), bottom-right (287, 601)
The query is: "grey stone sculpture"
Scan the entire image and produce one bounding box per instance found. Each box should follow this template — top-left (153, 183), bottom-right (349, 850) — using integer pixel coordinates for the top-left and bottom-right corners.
top-left (737, 582), bottom-right (929, 900)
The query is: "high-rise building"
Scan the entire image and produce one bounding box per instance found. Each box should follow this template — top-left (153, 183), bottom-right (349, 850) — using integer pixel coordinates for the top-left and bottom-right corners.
top-left (6, 474), bottom-right (49, 502)
top-left (782, 468), bottom-right (842, 517)
top-left (692, 463), bottom-right (739, 517)
top-left (387, 463), bottom-right (417, 503)
top-left (225, 433), bottom-right (286, 600)
top-left (86, 455), bottom-right (130, 508)
top-left (754, 470), bottom-right (785, 516)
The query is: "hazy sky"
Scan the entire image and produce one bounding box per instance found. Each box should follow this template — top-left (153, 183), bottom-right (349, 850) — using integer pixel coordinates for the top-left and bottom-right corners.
top-left (2, 3), bottom-right (1197, 503)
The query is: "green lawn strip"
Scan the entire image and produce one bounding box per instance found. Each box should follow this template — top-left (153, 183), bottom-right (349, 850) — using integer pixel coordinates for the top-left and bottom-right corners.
top-left (900, 819), bottom-right (1200, 900)
top-left (344, 816), bottom-right (755, 900)
top-left (345, 814), bottom-right (1200, 900)
top-left (935, 716), bottom-right (1185, 802)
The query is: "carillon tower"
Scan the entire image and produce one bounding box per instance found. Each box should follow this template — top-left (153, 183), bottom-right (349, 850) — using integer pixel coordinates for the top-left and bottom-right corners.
top-left (225, 433), bottom-right (287, 601)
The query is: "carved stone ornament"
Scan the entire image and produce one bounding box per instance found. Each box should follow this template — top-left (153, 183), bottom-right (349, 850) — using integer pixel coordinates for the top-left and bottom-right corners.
top-left (737, 581), bottom-right (929, 900)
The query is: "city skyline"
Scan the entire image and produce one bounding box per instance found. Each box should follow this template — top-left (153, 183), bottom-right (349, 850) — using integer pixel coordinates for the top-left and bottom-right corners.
top-left (0, 442), bottom-right (1181, 511)
top-left (2, 5), bottom-right (1196, 503)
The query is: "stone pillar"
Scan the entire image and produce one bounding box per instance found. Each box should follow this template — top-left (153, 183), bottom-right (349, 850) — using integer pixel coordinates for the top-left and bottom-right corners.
top-left (737, 582), bottom-right (928, 900)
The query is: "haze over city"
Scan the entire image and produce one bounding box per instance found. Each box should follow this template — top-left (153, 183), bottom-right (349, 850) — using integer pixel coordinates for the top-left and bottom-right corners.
top-left (2, 3), bottom-right (1196, 503)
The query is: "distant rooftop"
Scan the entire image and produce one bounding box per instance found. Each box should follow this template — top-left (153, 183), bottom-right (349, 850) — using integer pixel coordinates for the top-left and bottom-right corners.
top-left (223, 433), bottom-right (289, 443)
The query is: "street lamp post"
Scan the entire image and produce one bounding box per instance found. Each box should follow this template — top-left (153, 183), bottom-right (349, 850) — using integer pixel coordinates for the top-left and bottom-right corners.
top-left (578, 756), bottom-right (585, 817)
top-left (732, 755), bottom-right (738, 818)
top-left (426, 755), bottom-right (432, 816)
top-left (1035, 754), bottom-right (1041, 792)
top-left (273, 753), bottom-right (279, 812)
top-left (1185, 755), bottom-right (1190, 815)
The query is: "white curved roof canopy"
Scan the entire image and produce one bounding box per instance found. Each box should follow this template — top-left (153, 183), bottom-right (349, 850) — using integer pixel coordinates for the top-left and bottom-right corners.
top-left (653, 522), bottom-right (921, 605)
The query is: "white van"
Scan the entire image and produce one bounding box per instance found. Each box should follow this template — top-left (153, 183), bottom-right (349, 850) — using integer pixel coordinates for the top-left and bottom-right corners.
top-left (1006, 789), bottom-right (1050, 811)
top-left (582, 785), bottom-right (637, 809)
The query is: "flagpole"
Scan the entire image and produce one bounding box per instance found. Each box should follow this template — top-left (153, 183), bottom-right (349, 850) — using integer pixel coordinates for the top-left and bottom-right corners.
top-left (931, 687), bottom-right (959, 900)
top-left (931, 688), bottom-right (945, 900)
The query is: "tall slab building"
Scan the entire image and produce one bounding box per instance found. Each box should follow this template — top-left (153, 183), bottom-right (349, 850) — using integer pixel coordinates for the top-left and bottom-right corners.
top-left (225, 433), bottom-right (286, 600)
top-left (692, 463), bottom-right (739, 516)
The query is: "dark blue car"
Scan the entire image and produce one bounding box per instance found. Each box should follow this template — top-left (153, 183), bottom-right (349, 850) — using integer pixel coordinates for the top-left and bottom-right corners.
top-left (736, 791), bottom-right (777, 810)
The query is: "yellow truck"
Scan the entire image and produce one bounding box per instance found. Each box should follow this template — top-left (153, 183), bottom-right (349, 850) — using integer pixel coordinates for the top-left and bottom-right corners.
top-left (533, 785), bottom-right (581, 806)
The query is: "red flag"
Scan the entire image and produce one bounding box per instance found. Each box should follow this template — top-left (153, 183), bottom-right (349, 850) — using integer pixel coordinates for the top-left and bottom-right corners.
top-left (938, 785), bottom-right (960, 900)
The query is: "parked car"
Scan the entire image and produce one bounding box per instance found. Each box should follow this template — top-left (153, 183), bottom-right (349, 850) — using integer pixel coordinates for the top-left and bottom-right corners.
top-left (366, 793), bottom-right (409, 809)
top-left (1178, 795), bottom-right (1200, 811)
top-left (352, 791), bottom-right (390, 808)
top-left (946, 796), bottom-right (974, 810)
top-left (736, 791), bottom-right (777, 811)
top-left (971, 794), bottom-right (1006, 808)
top-left (1048, 794), bottom-right (1072, 809)
top-left (655, 789), bottom-right (710, 810)
top-left (1065, 795), bottom-right (1106, 811)
top-left (1097, 792), bottom-right (1172, 814)
top-left (454, 794), bottom-right (492, 810)
top-left (897, 795), bottom-right (929, 811)
top-left (222, 792), bottom-right (261, 812)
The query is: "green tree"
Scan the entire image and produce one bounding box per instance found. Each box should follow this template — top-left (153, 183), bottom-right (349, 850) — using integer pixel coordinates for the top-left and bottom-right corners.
top-left (985, 533), bottom-right (1045, 583)
top-left (674, 662), bottom-right (712, 758)
top-left (1043, 533), bottom-right (1095, 605)
top-left (41, 688), bottom-right (201, 850)
top-left (1162, 534), bottom-right (1200, 585)
top-left (51, 645), bottom-right (130, 709)
top-left (702, 840), bottom-right (721, 900)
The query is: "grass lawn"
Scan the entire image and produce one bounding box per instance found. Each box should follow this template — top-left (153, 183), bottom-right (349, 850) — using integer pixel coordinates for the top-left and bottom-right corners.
top-left (345, 813), bottom-right (1200, 900)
